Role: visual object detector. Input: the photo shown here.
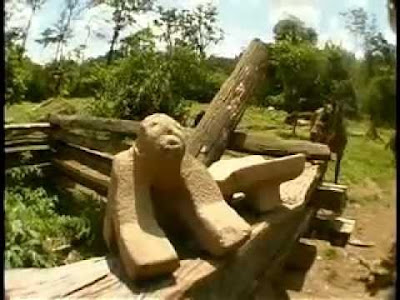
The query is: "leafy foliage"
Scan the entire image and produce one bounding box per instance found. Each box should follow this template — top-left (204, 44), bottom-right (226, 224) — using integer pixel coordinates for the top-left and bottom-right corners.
top-left (5, 43), bottom-right (32, 105)
top-left (90, 30), bottom-right (189, 121)
top-left (5, 161), bottom-right (105, 268)
top-left (273, 16), bottom-right (318, 45)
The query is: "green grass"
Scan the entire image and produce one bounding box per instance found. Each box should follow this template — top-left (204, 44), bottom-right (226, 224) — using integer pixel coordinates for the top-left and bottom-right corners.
top-left (6, 98), bottom-right (395, 202)
top-left (5, 97), bottom-right (95, 123)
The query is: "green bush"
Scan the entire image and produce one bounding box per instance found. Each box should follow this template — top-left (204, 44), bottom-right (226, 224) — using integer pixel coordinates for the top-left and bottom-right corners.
top-left (91, 36), bottom-right (190, 121)
top-left (5, 162), bottom-right (104, 268)
top-left (5, 44), bottom-right (31, 105)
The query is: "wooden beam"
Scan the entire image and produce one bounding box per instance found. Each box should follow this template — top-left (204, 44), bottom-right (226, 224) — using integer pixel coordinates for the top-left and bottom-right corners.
top-left (187, 39), bottom-right (269, 166)
top-left (52, 158), bottom-right (110, 196)
top-left (49, 114), bottom-right (140, 136)
top-left (229, 131), bottom-right (331, 160)
top-left (5, 123), bottom-right (51, 141)
top-left (53, 141), bottom-right (113, 176)
top-left (51, 128), bottom-right (132, 155)
top-left (5, 145), bottom-right (53, 169)
top-left (5, 123), bottom-right (51, 130)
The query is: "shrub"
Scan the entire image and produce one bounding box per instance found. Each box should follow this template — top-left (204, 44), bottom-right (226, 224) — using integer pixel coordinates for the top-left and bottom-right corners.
top-left (91, 39), bottom-right (190, 121)
top-left (5, 161), bottom-right (104, 268)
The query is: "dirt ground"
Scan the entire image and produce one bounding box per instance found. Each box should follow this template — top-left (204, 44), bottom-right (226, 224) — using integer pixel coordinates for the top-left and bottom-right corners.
top-left (255, 179), bottom-right (396, 299)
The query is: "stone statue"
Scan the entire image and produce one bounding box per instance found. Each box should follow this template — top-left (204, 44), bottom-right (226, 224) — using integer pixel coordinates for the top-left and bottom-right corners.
top-left (103, 113), bottom-right (251, 280)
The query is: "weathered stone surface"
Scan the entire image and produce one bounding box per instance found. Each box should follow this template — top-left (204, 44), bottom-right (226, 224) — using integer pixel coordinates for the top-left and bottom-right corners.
top-left (104, 113), bottom-right (251, 280)
top-left (208, 154), bottom-right (306, 212)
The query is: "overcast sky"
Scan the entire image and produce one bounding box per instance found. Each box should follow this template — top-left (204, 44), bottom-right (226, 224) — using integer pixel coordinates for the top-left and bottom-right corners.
top-left (6, 0), bottom-right (397, 65)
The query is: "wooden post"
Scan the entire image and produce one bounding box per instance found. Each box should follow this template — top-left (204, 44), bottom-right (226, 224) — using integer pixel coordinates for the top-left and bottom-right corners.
top-left (187, 39), bottom-right (269, 166)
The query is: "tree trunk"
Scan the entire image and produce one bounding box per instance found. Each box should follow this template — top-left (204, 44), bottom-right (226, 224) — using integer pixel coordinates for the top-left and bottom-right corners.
top-left (20, 7), bottom-right (35, 60)
top-left (107, 26), bottom-right (120, 65)
top-left (187, 39), bottom-right (269, 166)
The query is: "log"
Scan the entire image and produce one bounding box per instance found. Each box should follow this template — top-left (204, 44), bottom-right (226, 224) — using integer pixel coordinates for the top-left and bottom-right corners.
top-left (187, 39), bottom-right (269, 166)
top-left (47, 115), bottom-right (330, 160)
top-left (229, 131), bottom-right (331, 160)
top-left (49, 114), bottom-right (140, 136)
top-left (51, 127), bottom-right (132, 154)
top-left (5, 162), bottom-right (325, 299)
top-left (5, 145), bottom-right (53, 169)
top-left (52, 158), bottom-right (110, 196)
top-left (5, 123), bottom-right (51, 141)
top-left (53, 141), bottom-right (113, 176)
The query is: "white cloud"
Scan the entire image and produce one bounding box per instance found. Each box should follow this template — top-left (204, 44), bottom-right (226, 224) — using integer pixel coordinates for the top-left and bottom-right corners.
top-left (384, 28), bottom-right (397, 45)
top-left (209, 27), bottom-right (256, 58)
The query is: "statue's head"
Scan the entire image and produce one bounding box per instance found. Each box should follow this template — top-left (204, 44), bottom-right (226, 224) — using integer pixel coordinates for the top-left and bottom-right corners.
top-left (135, 113), bottom-right (186, 160)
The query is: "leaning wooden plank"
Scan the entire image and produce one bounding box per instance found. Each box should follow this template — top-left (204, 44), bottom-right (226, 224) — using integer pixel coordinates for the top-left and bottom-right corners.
top-left (49, 114), bottom-right (141, 136)
top-left (187, 39), bottom-right (269, 166)
top-left (5, 162), bottom-right (324, 299)
top-left (229, 131), bottom-right (331, 160)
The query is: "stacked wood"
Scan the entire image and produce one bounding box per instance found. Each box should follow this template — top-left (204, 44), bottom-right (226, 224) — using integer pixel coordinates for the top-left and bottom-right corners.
top-left (5, 123), bottom-right (52, 169)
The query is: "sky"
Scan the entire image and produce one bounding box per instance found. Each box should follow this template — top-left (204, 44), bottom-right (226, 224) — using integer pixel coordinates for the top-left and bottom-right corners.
top-left (6, 0), bottom-right (397, 65)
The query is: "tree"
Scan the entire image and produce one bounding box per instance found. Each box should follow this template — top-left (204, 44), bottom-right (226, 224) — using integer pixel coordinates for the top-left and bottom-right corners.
top-left (97, 0), bottom-right (154, 64)
top-left (341, 7), bottom-right (396, 138)
top-left (269, 40), bottom-right (326, 130)
top-left (273, 16), bottom-right (318, 45)
top-left (154, 3), bottom-right (223, 57)
top-left (36, 0), bottom-right (86, 96)
top-left (322, 43), bottom-right (358, 117)
top-left (178, 3), bottom-right (223, 57)
top-left (20, 0), bottom-right (47, 59)
top-left (36, 0), bottom-right (85, 62)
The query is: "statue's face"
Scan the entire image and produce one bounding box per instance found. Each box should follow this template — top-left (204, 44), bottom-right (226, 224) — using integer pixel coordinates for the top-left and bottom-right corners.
top-left (138, 114), bottom-right (186, 159)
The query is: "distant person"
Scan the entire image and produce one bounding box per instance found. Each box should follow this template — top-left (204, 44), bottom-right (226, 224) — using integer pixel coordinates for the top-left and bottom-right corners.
top-left (310, 102), bottom-right (348, 184)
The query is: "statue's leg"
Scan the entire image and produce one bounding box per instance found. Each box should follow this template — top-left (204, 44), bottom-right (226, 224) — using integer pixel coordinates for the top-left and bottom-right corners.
top-left (179, 155), bottom-right (251, 256)
top-left (108, 151), bottom-right (179, 280)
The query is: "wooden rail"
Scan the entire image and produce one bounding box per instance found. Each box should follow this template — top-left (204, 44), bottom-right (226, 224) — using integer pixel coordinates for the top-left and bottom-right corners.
top-left (48, 114), bottom-right (331, 159)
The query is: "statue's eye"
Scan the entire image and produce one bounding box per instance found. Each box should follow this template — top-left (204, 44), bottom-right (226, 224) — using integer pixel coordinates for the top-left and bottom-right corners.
top-left (150, 122), bottom-right (158, 127)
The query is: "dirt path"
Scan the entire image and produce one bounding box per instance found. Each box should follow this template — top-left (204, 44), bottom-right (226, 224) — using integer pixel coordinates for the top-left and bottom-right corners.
top-left (255, 179), bottom-right (396, 299)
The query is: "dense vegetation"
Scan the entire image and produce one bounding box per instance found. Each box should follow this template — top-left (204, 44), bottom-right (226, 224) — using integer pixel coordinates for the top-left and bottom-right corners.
top-left (5, 0), bottom-right (395, 268)
top-left (5, 160), bottom-right (106, 268)
top-left (6, 1), bottom-right (395, 129)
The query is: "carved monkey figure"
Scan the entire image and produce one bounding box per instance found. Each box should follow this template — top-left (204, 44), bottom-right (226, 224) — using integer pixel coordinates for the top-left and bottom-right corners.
top-left (103, 113), bottom-right (251, 280)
